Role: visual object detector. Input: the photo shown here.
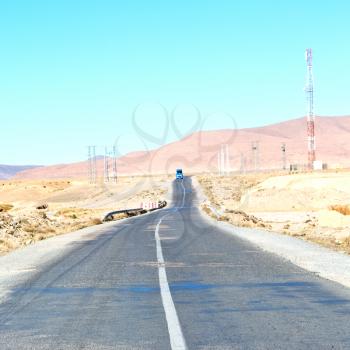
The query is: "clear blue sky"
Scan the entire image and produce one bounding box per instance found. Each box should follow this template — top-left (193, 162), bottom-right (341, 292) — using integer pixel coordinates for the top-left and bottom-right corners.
top-left (1, 0), bottom-right (349, 165)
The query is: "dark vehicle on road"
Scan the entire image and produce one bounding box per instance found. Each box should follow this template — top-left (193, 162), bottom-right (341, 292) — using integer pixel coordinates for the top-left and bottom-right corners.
top-left (176, 168), bottom-right (184, 180)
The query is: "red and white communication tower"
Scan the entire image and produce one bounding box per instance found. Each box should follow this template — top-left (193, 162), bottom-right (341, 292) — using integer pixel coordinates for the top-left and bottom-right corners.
top-left (305, 48), bottom-right (316, 169)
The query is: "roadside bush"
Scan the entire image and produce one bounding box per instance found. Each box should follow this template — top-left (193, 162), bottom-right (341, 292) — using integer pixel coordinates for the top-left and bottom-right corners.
top-left (329, 205), bottom-right (350, 216)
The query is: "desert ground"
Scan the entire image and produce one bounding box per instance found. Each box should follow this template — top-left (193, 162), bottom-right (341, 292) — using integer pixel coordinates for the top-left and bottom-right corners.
top-left (0, 175), bottom-right (170, 254)
top-left (197, 171), bottom-right (350, 254)
top-left (3, 170), bottom-right (350, 256)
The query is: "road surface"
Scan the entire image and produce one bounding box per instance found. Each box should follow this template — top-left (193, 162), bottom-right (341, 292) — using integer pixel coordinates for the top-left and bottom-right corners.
top-left (1, 177), bottom-right (350, 349)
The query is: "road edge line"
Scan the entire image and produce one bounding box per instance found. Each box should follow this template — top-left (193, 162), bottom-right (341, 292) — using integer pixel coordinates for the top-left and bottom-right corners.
top-left (155, 217), bottom-right (187, 350)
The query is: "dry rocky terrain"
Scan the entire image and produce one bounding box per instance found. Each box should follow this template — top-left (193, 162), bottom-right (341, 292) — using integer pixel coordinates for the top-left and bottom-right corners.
top-left (0, 175), bottom-right (170, 255)
top-left (197, 171), bottom-right (350, 254)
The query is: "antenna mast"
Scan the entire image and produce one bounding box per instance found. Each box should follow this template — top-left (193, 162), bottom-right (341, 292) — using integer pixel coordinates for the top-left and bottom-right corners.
top-left (305, 48), bottom-right (316, 169)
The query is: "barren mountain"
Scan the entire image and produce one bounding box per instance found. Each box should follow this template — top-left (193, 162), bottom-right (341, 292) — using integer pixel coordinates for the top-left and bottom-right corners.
top-left (14, 116), bottom-right (350, 179)
top-left (0, 165), bottom-right (41, 179)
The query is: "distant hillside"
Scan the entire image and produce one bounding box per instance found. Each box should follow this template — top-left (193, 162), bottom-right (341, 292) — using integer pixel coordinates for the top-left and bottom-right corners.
top-left (0, 165), bottom-right (42, 179)
top-left (14, 115), bottom-right (350, 179)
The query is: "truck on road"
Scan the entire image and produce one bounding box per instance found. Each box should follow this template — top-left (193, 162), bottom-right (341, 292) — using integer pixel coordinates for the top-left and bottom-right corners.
top-left (176, 169), bottom-right (184, 180)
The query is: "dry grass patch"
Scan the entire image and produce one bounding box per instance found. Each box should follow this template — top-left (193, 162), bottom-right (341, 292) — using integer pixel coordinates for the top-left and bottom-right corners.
top-left (343, 237), bottom-right (350, 248)
top-left (55, 207), bottom-right (92, 219)
top-left (329, 204), bottom-right (350, 216)
top-left (0, 238), bottom-right (18, 253)
top-left (0, 203), bottom-right (13, 212)
top-left (22, 223), bottom-right (56, 235)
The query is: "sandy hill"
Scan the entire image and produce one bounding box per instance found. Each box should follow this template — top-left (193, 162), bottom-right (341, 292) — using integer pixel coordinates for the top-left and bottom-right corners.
top-left (14, 115), bottom-right (350, 179)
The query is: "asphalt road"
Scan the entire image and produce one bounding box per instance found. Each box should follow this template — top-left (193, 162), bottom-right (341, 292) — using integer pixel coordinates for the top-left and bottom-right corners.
top-left (1, 177), bottom-right (350, 349)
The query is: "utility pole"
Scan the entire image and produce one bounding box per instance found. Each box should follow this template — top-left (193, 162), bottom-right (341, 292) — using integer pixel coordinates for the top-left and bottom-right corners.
top-left (251, 141), bottom-right (259, 172)
top-left (88, 146), bottom-right (92, 184)
top-left (217, 150), bottom-right (221, 175)
top-left (92, 146), bottom-right (97, 184)
top-left (112, 146), bottom-right (117, 183)
top-left (104, 147), bottom-right (110, 183)
top-left (225, 144), bottom-right (230, 175)
top-left (88, 146), bottom-right (97, 184)
top-left (240, 153), bottom-right (246, 174)
top-left (218, 144), bottom-right (229, 176)
top-left (221, 145), bottom-right (225, 175)
top-left (281, 143), bottom-right (286, 170)
top-left (218, 146), bottom-right (223, 176)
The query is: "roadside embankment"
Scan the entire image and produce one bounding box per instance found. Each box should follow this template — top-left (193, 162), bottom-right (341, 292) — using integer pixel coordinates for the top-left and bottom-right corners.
top-left (0, 175), bottom-right (170, 255)
top-left (196, 172), bottom-right (350, 255)
top-left (193, 175), bottom-right (350, 289)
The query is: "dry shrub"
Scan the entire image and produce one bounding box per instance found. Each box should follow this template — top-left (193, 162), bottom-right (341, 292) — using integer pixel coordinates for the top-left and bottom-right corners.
top-left (74, 223), bottom-right (90, 230)
top-left (200, 204), bottom-right (217, 219)
top-left (36, 203), bottom-right (48, 210)
top-left (201, 205), bottom-right (212, 216)
top-left (329, 205), bottom-right (350, 216)
top-left (55, 208), bottom-right (89, 218)
top-left (0, 238), bottom-right (18, 251)
top-left (219, 215), bottom-right (230, 222)
top-left (36, 227), bottom-right (56, 234)
top-left (22, 224), bottom-right (36, 233)
top-left (112, 213), bottom-right (128, 220)
top-left (34, 234), bottom-right (46, 241)
top-left (0, 203), bottom-right (13, 212)
top-left (91, 218), bottom-right (102, 225)
top-left (22, 222), bottom-right (55, 235)
top-left (343, 237), bottom-right (350, 247)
